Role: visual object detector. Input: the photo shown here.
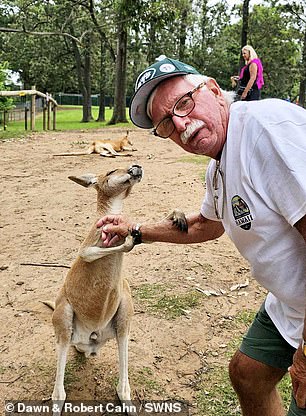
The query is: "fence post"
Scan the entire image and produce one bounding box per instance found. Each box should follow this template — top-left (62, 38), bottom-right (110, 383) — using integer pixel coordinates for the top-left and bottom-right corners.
top-left (52, 104), bottom-right (57, 130)
top-left (30, 85), bottom-right (36, 130)
top-left (43, 101), bottom-right (47, 131)
top-left (47, 102), bottom-right (51, 130)
top-left (25, 106), bottom-right (28, 130)
top-left (3, 110), bottom-right (8, 130)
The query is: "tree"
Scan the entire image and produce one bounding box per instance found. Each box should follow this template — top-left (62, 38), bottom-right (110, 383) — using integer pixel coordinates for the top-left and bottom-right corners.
top-left (0, 62), bottom-right (15, 112)
top-left (240, 0), bottom-right (250, 68)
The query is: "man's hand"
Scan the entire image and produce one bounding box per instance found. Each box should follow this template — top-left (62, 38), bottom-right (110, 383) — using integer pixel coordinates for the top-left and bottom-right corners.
top-left (96, 215), bottom-right (132, 247)
top-left (289, 346), bottom-right (306, 408)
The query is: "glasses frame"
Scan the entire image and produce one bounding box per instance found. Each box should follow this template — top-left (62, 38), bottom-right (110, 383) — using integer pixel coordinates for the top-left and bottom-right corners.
top-left (213, 160), bottom-right (225, 220)
top-left (153, 80), bottom-right (207, 139)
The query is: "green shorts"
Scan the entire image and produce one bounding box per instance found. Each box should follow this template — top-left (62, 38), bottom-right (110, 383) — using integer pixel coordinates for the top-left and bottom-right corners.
top-left (239, 302), bottom-right (306, 416)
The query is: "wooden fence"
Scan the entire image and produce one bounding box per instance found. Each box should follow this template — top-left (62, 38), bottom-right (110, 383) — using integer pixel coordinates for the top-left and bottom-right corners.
top-left (0, 87), bottom-right (57, 131)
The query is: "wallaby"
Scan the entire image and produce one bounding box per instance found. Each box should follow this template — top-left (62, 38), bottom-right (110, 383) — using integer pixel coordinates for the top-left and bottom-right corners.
top-left (51, 165), bottom-right (143, 415)
top-left (53, 131), bottom-right (137, 158)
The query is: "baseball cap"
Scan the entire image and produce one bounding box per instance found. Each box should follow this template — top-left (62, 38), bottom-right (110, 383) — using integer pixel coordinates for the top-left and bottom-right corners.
top-left (129, 57), bottom-right (200, 129)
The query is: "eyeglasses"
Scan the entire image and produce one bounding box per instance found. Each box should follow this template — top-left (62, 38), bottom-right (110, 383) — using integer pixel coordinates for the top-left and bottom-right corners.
top-left (153, 81), bottom-right (207, 139)
top-left (213, 160), bottom-right (225, 220)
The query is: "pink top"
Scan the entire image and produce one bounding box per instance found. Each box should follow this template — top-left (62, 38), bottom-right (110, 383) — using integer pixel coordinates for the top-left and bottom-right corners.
top-left (239, 58), bottom-right (264, 90)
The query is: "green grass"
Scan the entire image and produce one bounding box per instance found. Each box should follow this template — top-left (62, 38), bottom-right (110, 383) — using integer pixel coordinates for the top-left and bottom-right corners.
top-left (134, 283), bottom-right (202, 320)
top-left (178, 154), bottom-right (210, 181)
top-left (0, 106), bottom-right (133, 140)
top-left (132, 367), bottom-right (163, 395)
top-left (178, 154), bottom-right (210, 167)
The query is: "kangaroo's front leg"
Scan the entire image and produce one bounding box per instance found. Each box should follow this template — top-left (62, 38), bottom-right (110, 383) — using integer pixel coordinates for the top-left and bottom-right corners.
top-left (79, 235), bottom-right (135, 263)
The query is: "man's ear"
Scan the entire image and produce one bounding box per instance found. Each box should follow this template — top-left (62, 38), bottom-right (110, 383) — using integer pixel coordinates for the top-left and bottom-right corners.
top-left (206, 78), bottom-right (222, 96)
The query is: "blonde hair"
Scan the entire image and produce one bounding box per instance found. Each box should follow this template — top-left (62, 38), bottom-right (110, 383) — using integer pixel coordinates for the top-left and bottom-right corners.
top-left (242, 45), bottom-right (258, 63)
top-left (146, 74), bottom-right (234, 120)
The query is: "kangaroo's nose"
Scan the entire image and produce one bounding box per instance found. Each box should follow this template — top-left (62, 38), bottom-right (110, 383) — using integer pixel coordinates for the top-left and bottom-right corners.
top-left (128, 165), bottom-right (143, 178)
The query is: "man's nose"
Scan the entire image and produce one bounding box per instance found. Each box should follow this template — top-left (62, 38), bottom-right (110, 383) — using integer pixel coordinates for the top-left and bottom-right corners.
top-left (172, 114), bottom-right (190, 133)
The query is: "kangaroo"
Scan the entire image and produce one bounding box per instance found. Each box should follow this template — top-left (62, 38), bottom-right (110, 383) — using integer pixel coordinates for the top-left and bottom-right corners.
top-left (51, 165), bottom-right (143, 415)
top-left (54, 131), bottom-right (137, 158)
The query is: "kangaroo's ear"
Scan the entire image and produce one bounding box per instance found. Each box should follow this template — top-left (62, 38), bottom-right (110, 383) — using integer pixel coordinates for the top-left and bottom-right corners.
top-left (68, 174), bottom-right (97, 188)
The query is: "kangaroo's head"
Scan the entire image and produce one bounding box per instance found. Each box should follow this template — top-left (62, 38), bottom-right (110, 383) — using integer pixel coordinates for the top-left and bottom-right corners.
top-left (68, 165), bottom-right (143, 201)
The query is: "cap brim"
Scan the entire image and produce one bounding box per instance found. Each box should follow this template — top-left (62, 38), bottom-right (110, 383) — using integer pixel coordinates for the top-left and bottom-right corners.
top-left (129, 71), bottom-right (189, 129)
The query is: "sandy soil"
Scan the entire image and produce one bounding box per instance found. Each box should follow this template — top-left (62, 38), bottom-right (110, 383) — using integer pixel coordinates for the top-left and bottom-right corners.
top-left (0, 127), bottom-right (267, 415)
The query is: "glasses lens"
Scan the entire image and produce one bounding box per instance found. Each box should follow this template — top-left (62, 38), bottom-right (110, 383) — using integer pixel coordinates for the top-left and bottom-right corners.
top-left (156, 117), bottom-right (174, 138)
top-left (174, 95), bottom-right (194, 116)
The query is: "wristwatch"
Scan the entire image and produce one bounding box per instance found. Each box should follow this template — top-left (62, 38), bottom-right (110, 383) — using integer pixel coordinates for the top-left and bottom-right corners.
top-left (131, 223), bottom-right (142, 245)
top-left (302, 339), bottom-right (306, 357)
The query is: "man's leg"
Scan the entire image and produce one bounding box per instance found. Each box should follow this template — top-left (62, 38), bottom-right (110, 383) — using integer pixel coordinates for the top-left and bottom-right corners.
top-left (229, 349), bottom-right (286, 416)
top-left (228, 302), bottom-right (297, 416)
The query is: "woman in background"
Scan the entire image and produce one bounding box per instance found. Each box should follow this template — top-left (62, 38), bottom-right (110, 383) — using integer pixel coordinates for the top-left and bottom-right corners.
top-left (231, 45), bottom-right (264, 101)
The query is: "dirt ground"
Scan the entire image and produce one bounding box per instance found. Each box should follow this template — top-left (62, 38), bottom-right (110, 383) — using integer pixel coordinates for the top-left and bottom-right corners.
top-left (0, 127), bottom-right (267, 415)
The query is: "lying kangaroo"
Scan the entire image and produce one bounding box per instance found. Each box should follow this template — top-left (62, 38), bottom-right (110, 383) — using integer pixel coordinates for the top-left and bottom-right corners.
top-left (51, 165), bottom-right (143, 415)
top-left (54, 131), bottom-right (136, 158)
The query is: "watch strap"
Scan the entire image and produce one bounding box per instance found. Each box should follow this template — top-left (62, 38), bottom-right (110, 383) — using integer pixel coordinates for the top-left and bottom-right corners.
top-left (302, 339), bottom-right (306, 357)
top-left (131, 223), bottom-right (142, 245)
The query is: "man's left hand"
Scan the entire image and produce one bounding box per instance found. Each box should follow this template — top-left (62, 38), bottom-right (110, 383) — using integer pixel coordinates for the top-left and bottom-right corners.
top-left (289, 346), bottom-right (306, 408)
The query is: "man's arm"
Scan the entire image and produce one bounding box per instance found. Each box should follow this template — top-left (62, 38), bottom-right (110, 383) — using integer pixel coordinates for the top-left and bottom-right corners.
top-left (97, 212), bottom-right (224, 247)
top-left (290, 214), bottom-right (306, 408)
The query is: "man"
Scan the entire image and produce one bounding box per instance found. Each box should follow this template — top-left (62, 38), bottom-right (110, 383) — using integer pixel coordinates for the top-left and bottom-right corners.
top-left (98, 57), bottom-right (306, 416)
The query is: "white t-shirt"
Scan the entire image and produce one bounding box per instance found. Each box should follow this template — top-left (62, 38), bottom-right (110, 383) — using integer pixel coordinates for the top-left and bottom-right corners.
top-left (201, 98), bottom-right (306, 348)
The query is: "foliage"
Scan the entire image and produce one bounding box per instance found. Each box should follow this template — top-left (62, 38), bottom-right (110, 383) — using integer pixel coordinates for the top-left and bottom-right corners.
top-left (0, 62), bottom-right (15, 111)
top-left (0, 0), bottom-right (305, 111)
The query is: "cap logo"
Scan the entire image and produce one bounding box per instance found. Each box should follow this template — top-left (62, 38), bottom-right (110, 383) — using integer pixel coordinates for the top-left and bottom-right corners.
top-left (159, 63), bottom-right (176, 73)
top-left (135, 68), bottom-right (156, 91)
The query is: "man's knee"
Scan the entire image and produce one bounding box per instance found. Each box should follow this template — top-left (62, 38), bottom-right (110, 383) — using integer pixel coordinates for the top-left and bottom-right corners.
top-left (229, 350), bottom-right (249, 390)
top-left (229, 350), bottom-right (285, 394)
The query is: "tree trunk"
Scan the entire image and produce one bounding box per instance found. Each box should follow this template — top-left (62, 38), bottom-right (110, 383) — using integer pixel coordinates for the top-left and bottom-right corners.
top-left (179, 7), bottom-right (188, 62)
top-left (96, 40), bottom-right (106, 122)
top-left (84, 37), bottom-right (93, 121)
top-left (147, 19), bottom-right (157, 64)
top-left (70, 27), bottom-right (93, 122)
top-left (239, 0), bottom-right (250, 69)
top-left (108, 19), bottom-right (128, 125)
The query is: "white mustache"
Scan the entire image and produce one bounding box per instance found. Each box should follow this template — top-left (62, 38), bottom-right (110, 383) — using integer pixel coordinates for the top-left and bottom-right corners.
top-left (180, 120), bottom-right (205, 144)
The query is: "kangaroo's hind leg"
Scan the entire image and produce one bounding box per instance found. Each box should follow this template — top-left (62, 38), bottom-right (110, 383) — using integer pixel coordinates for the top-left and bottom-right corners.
top-left (51, 298), bottom-right (74, 415)
top-left (114, 280), bottom-right (136, 415)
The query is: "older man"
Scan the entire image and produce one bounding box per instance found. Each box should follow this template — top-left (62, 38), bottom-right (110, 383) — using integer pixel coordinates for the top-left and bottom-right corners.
top-left (98, 57), bottom-right (306, 416)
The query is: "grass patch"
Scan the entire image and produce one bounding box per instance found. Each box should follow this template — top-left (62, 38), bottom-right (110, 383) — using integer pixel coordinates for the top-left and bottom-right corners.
top-left (195, 309), bottom-right (292, 415)
top-left (197, 367), bottom-right (240, 415)
top-left (178, 155), bottom-right (210, 181)
top-left (178, 155), bottom-right (210, 166)
top-left (132, 367), bottom-right (163, 395)
top-left (0, 106), bottom-right (133, 141)
top-left (134, 283), bottom-right (202, 320)
top-left (63, 354), bottom-right (86, 389)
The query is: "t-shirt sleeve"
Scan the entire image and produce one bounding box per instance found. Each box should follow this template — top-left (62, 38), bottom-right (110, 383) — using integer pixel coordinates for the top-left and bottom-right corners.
top-left (249, 108), bottom-right (306, 226)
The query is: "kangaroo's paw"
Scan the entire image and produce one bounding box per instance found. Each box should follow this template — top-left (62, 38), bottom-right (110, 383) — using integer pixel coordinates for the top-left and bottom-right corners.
top-left (167, 210), bottom-right (188, 233)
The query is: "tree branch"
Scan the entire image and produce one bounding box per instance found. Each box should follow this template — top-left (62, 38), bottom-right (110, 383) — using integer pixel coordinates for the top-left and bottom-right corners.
top-left (0, 27), bottom-right (84, 45)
